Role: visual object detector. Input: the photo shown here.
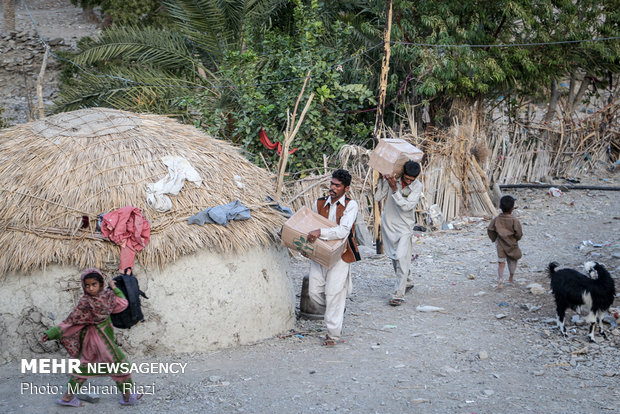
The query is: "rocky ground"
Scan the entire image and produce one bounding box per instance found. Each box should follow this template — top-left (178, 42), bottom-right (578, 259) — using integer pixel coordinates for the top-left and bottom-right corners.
top-left (1, 169), bottom-right (619, 414)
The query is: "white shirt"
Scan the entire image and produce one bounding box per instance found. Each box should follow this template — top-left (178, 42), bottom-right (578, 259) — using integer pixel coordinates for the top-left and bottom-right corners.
top-left (312, 195), bottom-right (359, 241)
top-left (374, 177), bottom-right (422, 259)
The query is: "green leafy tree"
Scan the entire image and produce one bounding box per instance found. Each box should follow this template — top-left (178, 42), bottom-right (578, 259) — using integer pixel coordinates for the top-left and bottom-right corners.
top-left (55, 0), bottom-right (377, 174)
top-left (372, 0), bottom-right (619, 126)
top-left (55, 0), bottom-right (289, 112)
top-left (55, 25), bottom-right (220, 113)
top-left (182, 0), bottom-right (377, 173)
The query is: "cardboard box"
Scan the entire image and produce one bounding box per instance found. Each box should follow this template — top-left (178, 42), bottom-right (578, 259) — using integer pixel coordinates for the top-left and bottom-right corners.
top-left (281, 206), bottom-right (346, 268)
top-left (368, 138), bottom-right (424, 177)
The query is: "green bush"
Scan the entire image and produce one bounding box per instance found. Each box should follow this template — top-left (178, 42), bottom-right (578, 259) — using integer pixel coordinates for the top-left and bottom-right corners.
top-left (183, 4), bottom-right (377, 175)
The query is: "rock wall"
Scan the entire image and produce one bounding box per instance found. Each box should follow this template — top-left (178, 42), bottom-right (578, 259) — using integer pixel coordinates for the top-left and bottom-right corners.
top-left (0, 30), bottom-right (66, 125)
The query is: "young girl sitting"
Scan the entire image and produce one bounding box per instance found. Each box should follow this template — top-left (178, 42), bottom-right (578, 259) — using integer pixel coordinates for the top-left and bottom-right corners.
top-left (42, 268), bottom-right (143, 406)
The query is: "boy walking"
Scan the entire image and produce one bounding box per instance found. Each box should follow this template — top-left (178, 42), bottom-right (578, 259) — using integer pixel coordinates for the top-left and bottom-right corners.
top-left (487, 195), bottom-right (523, 290)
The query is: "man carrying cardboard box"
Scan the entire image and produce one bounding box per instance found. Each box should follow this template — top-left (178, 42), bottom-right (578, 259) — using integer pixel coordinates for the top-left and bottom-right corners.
top-left (307, 169), bottom-right (359, 346)
top-left (374, 160), bottom-right (423, 307)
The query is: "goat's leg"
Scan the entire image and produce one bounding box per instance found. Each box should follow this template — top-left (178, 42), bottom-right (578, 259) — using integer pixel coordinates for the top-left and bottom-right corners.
top-left (596, 312), bottom-right (608, 340)
top-left (556, 306), bottom-right (567, 337)
top-left (587, 322), bottom-right (596, 342)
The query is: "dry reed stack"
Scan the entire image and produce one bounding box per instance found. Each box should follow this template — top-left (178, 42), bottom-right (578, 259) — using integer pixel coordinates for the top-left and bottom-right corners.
top-left (0, 108), bottom-right (286, 275)
top-left (404, 126), bottom-right (497, 221)
top-left (489, 101), bottom-right (618, 183)
top-left (280, 101), bottom-right (617, 238)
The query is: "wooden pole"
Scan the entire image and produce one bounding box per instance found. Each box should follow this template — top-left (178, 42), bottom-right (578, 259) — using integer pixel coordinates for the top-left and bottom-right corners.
top-left (372, 0), bottom-right (393, 254)
top-left (499, 184), bottom-right (620, 191)
top-left (36, 46), bottom-right (50, 119)
top-left (373, 0), bottom-right (393, 143)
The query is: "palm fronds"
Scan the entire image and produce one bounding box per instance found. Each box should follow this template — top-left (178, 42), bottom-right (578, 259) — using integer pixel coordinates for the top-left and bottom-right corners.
top-left (71, 26), bottom-right (213, 76)
top-left (55, 66), bottom-right (218, 114)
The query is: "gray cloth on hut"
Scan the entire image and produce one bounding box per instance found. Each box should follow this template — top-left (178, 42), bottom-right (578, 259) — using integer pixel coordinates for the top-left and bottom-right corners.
top-left (266, 196), bottom-right (293, 218)
top-left (188, 200), bottom-right (251, 226)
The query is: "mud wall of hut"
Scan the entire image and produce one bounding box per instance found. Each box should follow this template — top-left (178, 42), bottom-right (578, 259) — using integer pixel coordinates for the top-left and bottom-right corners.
top-left (0, 246), bottom-right (294, 362)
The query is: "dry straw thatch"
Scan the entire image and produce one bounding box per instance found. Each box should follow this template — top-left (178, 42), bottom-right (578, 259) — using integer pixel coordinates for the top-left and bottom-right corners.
top-left (0, 108), bottom-right (286, 275)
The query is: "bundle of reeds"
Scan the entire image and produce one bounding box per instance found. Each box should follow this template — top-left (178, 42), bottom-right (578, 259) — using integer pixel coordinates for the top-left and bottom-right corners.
top-left (281, 121), bottom-right (498, 236)
top-left (488, 100), bottom-right (617, 184)
top-left (412, 130), bottom-right (497, 220)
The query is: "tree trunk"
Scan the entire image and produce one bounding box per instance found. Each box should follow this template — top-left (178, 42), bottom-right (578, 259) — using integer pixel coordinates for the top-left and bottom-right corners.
top-left (566, 72), bottom-right (577, 114)
top-left (543, 78), bottom-right (559, 124)
top-left (3, 0), bottom-right (16, 32)
top-left (570, 75), bottom-right (590, 113)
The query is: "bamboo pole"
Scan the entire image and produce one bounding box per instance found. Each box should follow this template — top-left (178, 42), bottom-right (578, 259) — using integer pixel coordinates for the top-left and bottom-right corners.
top-left (372, 0), bottom-right (393, 254)
top-left (36, 46), bottom-right (50, 119)
top-left (373, 0), bottom-right (393, 142)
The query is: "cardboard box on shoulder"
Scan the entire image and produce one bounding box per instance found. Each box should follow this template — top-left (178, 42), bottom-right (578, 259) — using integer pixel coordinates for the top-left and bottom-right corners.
top-left (281, 206), bottom-right (346, 269)
top-left (368, 138), bottom-right (424, 177)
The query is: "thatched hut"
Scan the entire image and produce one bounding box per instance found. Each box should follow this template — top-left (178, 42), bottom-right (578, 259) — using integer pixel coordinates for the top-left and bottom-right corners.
top-left (0, 108), bottom-right (294, 362)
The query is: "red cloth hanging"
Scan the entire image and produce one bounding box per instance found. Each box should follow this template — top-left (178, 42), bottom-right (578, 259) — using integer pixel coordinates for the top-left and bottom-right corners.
top-left (259, 128), bottom-right (299, 156)
top-left (101, 206), bottom-right (151, 272)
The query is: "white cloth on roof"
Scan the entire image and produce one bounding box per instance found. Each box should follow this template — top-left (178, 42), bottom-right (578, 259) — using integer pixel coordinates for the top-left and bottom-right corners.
top-left (146, 156), bottom-right (202, 212)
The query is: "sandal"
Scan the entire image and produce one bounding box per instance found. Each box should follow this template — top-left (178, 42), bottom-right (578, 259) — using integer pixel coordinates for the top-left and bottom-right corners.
top-left (120, 393), bottom-right (143, 406)
top-left (56, 396), bottom-right (83, 407)
top-left (389, 298), bottom-right (404, 306)
top-left (322, 335), bottom-right (337, 346)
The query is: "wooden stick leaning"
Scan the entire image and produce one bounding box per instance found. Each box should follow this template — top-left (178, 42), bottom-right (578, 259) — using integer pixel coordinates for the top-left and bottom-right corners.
top-left (275, 71), bottom-right (314, 200)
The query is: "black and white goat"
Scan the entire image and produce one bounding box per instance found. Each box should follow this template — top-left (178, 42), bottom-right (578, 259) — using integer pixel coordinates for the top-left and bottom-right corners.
top-left (548, 261), bottom-right (616, 342)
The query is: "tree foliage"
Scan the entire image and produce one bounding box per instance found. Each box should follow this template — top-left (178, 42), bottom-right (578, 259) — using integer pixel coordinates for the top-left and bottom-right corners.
top-left (180, 0), bottom-right (377, 172)
top-left (383, 0), bottom-right (619, 125)
top-left (56, 0), bottom-right (619, 171)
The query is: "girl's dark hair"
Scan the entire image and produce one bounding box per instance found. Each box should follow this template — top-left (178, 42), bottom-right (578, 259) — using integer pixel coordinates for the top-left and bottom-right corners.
top-left (83, 272), bottom-right (104, 285)
top-left (499, 195), bottom-right (516, 213)
top-left (332, 169), bottom-right (352, 187)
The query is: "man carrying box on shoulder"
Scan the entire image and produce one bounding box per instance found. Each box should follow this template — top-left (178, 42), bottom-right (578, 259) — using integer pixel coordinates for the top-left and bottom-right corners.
top-left (307, 169), bottom-right (360, 346)
top-left (374, 160), bottom-right (422, 307)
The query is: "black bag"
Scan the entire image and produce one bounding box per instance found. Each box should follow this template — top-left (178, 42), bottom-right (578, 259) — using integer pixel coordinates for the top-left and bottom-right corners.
top-left (111, 268), bottom-right (148, 329)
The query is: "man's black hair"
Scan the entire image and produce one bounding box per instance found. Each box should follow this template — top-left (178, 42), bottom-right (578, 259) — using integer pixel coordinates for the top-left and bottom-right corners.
top-left (499, 195), bottom-right (516, 213)
top-left (404, 161), bottom-right (421, 178)
top-left (332, 169), bottom-right (352, 187)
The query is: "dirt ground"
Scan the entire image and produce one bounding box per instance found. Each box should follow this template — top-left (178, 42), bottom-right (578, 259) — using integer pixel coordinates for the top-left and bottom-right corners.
top-left (1, 173), bottom-right (619, 414)
top-left (2, 2), bottom-right (620, 413)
